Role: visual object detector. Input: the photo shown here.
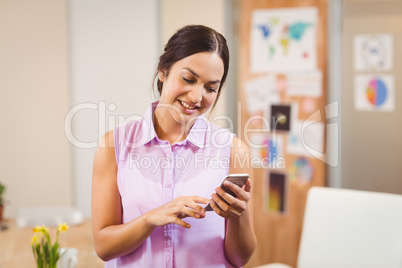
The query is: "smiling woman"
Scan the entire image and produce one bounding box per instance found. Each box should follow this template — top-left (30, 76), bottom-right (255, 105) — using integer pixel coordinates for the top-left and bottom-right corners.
top-left (91, 25), bottom-right (256, 268)
top-left (155, 52), bottom-right (225, 142)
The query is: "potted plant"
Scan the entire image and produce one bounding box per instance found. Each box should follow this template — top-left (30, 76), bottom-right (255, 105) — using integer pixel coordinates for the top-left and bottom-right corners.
top-left (0, 182), bottom-right (5, 221)
top-left (31, 223), bottom-right (70, 268)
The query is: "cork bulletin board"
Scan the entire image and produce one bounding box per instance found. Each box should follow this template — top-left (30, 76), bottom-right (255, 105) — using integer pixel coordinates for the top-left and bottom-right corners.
top-left (239, 1), bottom-right (328, 267)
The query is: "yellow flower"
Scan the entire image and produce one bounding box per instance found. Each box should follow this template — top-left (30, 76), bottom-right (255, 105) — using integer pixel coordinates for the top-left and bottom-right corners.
top-left (32, 225), bottom-right (41, 233)
top-left (58, 223), bottom-right (69, 233)
top-left (31, 234), bottom-right (40, 245)
top-left (34, 225), bottom-right (49, 234)
top-left (31, 223), bottom-right (68, 266)
top-left (41, 225), bottom-right (49, 234)
top-left (33, 225), bottom-right (49, 234)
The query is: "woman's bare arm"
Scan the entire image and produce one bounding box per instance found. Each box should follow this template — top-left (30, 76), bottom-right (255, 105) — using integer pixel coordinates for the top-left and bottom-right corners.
top-left (91, 130), bottom-right (156, 261)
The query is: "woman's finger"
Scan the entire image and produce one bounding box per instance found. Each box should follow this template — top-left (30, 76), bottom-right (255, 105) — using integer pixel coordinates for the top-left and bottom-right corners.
top-left (169, 198), bottom-right (206, 219)
top-left (215, 187), bottom-right (238, 206)
top-left (176, 206), bottom-right (205, 220)
top-left (171, 216), bottom-right (191, 229)
top-left (215, 187), bottom-right (248, 212)
top-left (183, 197), bottom-right (208, 215)
top-left (188, 196), bottom-right (209, 205)
top-left (244, 178), bottom-right (252, 192)
top-left (222, 180), bottom-right (249, 201)
top-left (209, 197), bottom-right (241, 219)
top-left (211, 193), bottom-right (229, 211)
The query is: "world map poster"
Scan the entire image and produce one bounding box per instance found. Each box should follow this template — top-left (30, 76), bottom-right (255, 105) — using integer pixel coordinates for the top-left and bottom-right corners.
top-left (250, 7), bottom-right (318, 73)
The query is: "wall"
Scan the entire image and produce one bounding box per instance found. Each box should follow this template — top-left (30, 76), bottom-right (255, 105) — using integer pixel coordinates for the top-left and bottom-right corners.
top-left (0, 0), bottom-right (233, 219)
top-left (0, 0), bottom-right (72, 217)
top-left (341, 0), bottom-right (402, 194)
top-left (69, 0), bottom-right (159, 216)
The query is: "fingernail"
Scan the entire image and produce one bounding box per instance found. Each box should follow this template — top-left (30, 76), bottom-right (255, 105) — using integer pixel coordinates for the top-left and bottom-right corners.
top-left (224, 181), bottom-right (230, 186)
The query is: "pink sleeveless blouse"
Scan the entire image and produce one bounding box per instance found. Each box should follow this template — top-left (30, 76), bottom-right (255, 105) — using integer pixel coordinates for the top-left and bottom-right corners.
top-left (106, 102), bottom-right (235, 268)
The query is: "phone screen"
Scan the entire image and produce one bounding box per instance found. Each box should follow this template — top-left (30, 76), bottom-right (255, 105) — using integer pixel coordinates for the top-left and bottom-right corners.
top-left (204, 174), bottom-right (249, 211)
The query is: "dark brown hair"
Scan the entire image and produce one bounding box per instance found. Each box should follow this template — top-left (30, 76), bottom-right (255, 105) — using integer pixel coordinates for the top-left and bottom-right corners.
top-left (154, 25), bottom-right (229, 106)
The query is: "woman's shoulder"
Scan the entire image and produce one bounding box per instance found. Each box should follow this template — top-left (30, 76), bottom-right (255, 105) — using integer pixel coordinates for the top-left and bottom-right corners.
top-left (97, 119), bottom-right (141, 151)
top-left (94, 129), bottom-right (117, 170)
top-left (202, 116), bottom-right (235, 137)
top-left (114, 118), bottom-right (151, 141)
top-left (114, 119), bottom-right (144, 133)
top-left (204, 117), bottom-right (233, 134)
top-left (98, 129), bottom-right (115, 149)
top-left (203, 119), bottom-right (235, 149)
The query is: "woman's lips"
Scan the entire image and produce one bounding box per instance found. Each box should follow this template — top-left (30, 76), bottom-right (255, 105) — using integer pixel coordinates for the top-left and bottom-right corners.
top-left (178, 100), bottom-right (198, 114)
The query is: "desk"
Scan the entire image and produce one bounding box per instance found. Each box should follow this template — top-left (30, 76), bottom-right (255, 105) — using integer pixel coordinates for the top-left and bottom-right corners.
top-left (0, 219), bottom-right (104, 268)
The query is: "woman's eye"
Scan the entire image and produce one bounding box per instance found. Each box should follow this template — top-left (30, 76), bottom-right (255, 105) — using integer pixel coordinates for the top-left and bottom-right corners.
top-left (182, 77), bottom-right (195, 83)
top-left (206, 87), bottom-right (217, 93)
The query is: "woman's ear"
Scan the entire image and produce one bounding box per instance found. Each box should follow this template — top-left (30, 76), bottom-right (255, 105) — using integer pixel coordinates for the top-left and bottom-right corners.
top-left (158, 71), bottom-right (165, 82)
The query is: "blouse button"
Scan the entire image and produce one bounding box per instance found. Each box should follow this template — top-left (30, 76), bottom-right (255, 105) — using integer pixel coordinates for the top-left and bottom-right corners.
top-left (165, 182), bottom-right (171, 188)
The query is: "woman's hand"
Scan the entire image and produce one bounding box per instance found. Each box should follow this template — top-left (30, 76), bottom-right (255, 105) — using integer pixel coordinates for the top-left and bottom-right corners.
top-left (209, 178), bottom-right (252, 219)
top-left (145, 196), bottom-right (208, 229)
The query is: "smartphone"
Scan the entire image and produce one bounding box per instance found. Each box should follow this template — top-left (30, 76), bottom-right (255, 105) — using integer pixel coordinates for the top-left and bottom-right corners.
top-left (204, 173), bottom-right (249, 211)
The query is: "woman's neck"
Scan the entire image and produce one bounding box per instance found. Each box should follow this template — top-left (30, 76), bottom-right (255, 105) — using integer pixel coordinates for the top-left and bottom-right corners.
top-left (153, 106), bottom-right (193, 145)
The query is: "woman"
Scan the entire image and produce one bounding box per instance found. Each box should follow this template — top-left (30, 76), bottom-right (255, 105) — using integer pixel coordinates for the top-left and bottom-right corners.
top-left (92, 25), bottom-right (257, 268)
